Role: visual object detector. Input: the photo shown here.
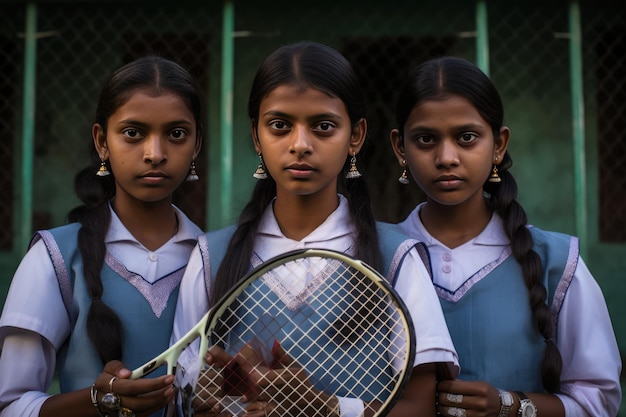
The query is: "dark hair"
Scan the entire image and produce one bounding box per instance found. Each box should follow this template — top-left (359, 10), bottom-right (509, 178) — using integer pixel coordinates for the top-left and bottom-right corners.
top-left (395, 56), bottom-right (562, 392)
top-left (67, 55), bottom-right (203, 364)
top-left (212, 41), bottom-right (380, 304)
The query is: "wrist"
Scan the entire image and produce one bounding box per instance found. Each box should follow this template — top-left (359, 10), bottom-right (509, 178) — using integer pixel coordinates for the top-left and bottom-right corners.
top-left (514, 392), bottom-right (538, 417)
top-left (326, 396), bottom-right (340, 417)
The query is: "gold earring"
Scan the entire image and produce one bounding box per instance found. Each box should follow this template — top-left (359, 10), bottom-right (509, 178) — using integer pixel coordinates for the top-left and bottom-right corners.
top-left (345, 152), bottom-right (362, 179)
top-left (488, 157), bottom-right (501, 183)
top-left (398, 160), bottom-right (409, 184)
top-left (186, 160), bottom-right (199, 181)
top-left (96, 159), bottom-right (110, 177)
top-left (253, 153), bottom-right (268, 179)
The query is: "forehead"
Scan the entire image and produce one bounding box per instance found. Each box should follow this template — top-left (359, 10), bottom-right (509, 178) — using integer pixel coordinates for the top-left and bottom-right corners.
top-left (260, 85), bottom-right (347, 118)
top-left (111, 90), bottom-right (193, 120)
top-left (408, 95), bottom-right (485, 125)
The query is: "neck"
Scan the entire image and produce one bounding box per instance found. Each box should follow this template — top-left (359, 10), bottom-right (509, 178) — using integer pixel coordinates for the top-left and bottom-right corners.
top-left (419, 197), bottom-right (491, 249)
top-left (273, 191), bottom-right (340, 241)
top-left (111, 198), bottom-right (178, 251)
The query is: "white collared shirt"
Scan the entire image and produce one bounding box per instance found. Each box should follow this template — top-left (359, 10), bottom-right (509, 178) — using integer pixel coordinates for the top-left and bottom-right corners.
top-left (0, 205), bottom-right (202, 417)
top-left (399, 202), bottom-right (622, 417)
top-left (173, 195), bottom-right (459, 417)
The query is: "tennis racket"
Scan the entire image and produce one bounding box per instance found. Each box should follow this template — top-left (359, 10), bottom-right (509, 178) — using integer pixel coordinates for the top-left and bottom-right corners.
top-left (131, 248), bottom-right (416, 417)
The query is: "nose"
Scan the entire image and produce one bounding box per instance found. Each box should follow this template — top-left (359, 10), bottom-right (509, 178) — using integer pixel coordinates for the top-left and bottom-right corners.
top-left (289, 126), bottom-right (312, 156)
top-left (144, 135), bottom-right (166, 165)
top-left (435, 139), bottom-right (460, 168)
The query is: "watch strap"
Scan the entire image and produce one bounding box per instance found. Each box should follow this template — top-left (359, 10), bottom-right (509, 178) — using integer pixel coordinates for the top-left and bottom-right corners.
top-left (498, 390), bottom-right (514, 417)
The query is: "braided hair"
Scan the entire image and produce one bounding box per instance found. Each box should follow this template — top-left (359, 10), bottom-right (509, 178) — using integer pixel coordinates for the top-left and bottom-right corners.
top-left (394, 56), bottom-right (562, 392)
top-left (67, 55), bottom-right (203, 364)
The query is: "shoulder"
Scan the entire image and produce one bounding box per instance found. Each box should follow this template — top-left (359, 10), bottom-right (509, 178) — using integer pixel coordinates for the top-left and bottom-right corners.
top-left (29, 223), bottom-right (82, 258)
top-left (375, 221), bottom-right (432, 283)
top-left (528, 225), bottom-right (579, 259)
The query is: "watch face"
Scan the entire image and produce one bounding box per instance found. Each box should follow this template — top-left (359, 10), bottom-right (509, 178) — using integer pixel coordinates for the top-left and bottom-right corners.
top-left (521, 401), bottom-right (537, 417)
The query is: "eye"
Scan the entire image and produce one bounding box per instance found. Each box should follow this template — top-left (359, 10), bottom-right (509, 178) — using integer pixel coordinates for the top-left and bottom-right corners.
top-left (122, 128), bottom-right (142, 139)
top-left (169, 129), bottom-right (188, 140)
top-left (459, 132), bottom-right (478, 144)
top-left (416, 134), bottom-right (435, 145)
top-left (269, 120), bottom-right (290, 131)
top-left (313, 121), bottom-right (336, 134)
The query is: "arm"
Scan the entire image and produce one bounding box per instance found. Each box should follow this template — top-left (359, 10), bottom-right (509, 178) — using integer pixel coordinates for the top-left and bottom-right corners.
top-left (555, 257), bottom-right (622, 417)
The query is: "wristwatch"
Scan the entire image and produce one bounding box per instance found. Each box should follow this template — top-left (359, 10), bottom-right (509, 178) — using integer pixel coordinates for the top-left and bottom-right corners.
top-left (515, 392), bottom-right (538, 417)
top-left (498, 390), bottom-right (514, 417)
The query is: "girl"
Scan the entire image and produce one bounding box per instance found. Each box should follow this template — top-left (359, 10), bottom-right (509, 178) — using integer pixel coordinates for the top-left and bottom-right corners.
top-left (390, 56), bottom-right (621, 417)
top-left (172, 41), bottom-right (458, 417)
top-left (0, 55), bottom-right (204, 417)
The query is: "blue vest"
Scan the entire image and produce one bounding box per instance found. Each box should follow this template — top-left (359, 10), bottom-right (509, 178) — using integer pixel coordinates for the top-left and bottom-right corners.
top-left (438, 227), bottom-right (578, 392)
top-left (195, 221), bottom-right (428, 400)
top-left (32, 224), bottom-right (184, 417)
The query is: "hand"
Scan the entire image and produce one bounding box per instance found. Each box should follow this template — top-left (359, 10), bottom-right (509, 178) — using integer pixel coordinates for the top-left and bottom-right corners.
top-left (436, 379), bottom-right (501, 417)
top-left (95, 360), bottom-right (175, 417)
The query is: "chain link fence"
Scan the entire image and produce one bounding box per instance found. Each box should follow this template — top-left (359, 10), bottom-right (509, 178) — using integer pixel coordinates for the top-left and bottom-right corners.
top-left (1, 1), bottom-right (624, 246)
top-left (0, 0), bottom-right (624, 410)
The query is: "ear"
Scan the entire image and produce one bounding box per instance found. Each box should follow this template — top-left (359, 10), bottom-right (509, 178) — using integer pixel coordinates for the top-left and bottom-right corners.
top-left (92, 123), bottom-right (108, 160)
top-left (494, 126), bottom-right (510, 162)
top-left (194, 126), bottom-right (204, 157)
top-left (389, 128), bottom-right (406, 166)
top-left (348, 118), bottom-right (367, 155)
top-left (250, 120), bottom-right (262, 154)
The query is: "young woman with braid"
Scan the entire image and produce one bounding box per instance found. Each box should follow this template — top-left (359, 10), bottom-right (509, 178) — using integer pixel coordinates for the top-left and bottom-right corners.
top-left (0, 55), bottom-right (203, 417)
top-left (172, 41), bottom-right (458, 417)
top-left (389, 56), bottom-right (621, 417)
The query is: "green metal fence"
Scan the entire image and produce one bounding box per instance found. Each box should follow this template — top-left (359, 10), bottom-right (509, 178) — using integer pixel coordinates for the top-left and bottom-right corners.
top-left (0, 0), bottom-right (624, 409)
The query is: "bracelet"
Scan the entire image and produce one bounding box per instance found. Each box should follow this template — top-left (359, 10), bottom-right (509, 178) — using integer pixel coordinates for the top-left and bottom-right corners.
top-left (90, 384), bottom-right (106, 417)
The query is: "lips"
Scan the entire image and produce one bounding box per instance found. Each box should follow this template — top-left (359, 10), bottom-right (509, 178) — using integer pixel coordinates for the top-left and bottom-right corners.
top-left (434, 175), bottom-right (462, 189)
top-left (140, 171), bottom-right (169, 184)
top-left (285, 164), bottom-right (315, 178)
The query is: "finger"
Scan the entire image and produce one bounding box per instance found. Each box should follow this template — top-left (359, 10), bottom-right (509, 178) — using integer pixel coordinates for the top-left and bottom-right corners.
top-left (206, 345), bottom-right (233, 367)
top-left (238, 342), bottom-right (266, 367)
top-left (109, 374), bottom-right (175, 397)
top-left (102, 360), bottom-right (130, 377)
top-left (271, 340), bottom-right (293, 367)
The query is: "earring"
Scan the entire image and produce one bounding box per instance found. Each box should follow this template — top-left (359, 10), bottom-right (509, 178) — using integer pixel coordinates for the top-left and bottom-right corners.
top-left (186, 160), bottom-right (199, 181)
top-left (96, 160), bottom-right (110, 177)
top-left (345, 152), bottom-right (362, 179)
top-left (253, 153), bottom-right (268, 179)
top-left (488, 158), bottom-right (501, 183)
top-left (398, 160), bottom-right (409, 184)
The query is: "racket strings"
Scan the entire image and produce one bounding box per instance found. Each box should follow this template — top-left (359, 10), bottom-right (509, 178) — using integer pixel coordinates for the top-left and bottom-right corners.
top-left (192, 256), bottom-right (412, 416)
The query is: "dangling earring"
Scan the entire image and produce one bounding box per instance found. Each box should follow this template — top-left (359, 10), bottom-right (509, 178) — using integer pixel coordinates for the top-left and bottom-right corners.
top-left (96, 159), bottom-right (110, 177)
top-left (398, 160), bottom-right (409, 184)
top-left (345, 152), bottom-right (362, 179)
top-left (186, 160), bottom-right (199, 181)
top-left (488, 157), bottom-right (501, 183)
top-left (253, 153), bottom-right (267, 179)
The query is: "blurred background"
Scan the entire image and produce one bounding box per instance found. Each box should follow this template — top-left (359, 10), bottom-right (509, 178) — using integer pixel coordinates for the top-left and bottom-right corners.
top-left (0, 0), bottom-right (623, 412)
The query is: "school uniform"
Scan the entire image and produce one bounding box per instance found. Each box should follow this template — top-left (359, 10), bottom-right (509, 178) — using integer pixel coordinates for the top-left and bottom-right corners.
top-left (0, 205), bottom-right (202, 417)
top-left (173, 195), bottom-right (459, 417)
top-left (399, 202), bottom-right (622, 417)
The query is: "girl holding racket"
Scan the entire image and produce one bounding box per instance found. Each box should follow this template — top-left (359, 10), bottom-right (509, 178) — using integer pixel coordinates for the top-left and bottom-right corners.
top-left (389, 56), bottom-right (621, 417)
top-left (172, 41), bottom-right (458, 417)
top-left (0, 55), bottom-right (204, 417)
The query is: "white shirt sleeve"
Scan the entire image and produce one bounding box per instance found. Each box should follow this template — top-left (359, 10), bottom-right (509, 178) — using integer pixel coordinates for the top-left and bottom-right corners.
top-left (555, 257), bottom-right (622, 417)
top-left (0, 331), bottom-right (55, 417)
top-left (394, 248), bottom-right (459, 374)
top-left (171, 243), bottom-right (211, 391)
top-left (0, 240), bottom-right (70, 416)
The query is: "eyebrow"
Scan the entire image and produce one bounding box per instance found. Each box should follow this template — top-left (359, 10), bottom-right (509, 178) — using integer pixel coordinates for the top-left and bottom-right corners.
top-left (262, 110), bottom-right (344, 121)
top-left (116, 119), bottom-right (194, 128)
